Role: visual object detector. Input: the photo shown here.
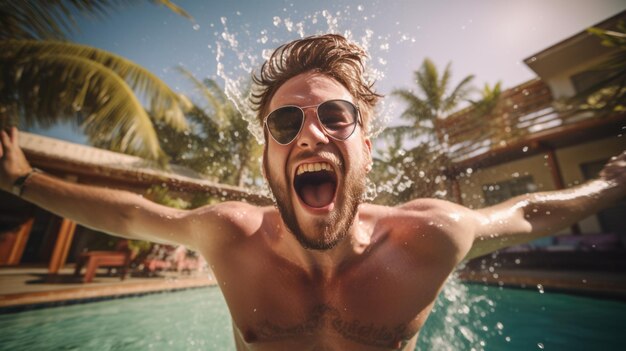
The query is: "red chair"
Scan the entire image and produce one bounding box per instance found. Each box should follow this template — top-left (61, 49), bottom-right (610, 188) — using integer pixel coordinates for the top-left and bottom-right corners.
top-left (74, 241), bottom-right (132, 283)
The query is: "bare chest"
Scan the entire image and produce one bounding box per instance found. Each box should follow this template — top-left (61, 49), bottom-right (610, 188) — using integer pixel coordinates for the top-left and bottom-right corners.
top-left (212, 246), bottom-right (451, 350)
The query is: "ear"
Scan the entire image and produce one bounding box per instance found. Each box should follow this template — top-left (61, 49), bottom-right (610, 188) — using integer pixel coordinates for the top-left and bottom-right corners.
top-left (364, 138), bottom-right (373, 173)
top-left (261, 145), bottom-right (268, 180)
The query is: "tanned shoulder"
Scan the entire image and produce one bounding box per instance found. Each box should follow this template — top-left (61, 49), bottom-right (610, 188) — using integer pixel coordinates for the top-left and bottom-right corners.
top-left (394, 198), bottom-right (476, 264)
top-left (186, 201), bottom-right (266, 253)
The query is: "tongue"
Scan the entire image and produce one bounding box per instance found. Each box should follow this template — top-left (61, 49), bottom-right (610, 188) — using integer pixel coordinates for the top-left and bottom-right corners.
top-left (300, 182), bottom-right (335, 208)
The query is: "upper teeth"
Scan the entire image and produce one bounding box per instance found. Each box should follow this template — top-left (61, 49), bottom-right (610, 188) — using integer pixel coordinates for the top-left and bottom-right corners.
top-left (296, 162), bottom-right (334, 175)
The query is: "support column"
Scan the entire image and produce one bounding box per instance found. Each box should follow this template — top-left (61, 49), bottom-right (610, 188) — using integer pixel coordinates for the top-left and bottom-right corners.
top-left (544, 148), bottom-right (581, 235)
top-left (0, 218), bottom-right (34, 265)
top-left (48, 218), bottom-right (77, 274)
top-left (451, 177), bottom-right (463, 205)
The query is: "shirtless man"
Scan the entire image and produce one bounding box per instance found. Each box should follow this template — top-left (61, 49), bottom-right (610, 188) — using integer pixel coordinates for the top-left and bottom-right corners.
top-left (1, 34), bottom-right (625, 350)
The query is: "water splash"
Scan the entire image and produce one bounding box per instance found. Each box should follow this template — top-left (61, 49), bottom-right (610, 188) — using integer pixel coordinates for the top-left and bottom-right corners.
top-left (200, 5), bottom-right (498, 349)
top-left (207, 5), bottom-right (395, 145)
top-left (419, 274), bottom-right (494, 350)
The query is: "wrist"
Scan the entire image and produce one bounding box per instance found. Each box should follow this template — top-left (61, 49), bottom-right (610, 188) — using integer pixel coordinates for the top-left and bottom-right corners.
top-left (12, 168), bottom-right (43, 197)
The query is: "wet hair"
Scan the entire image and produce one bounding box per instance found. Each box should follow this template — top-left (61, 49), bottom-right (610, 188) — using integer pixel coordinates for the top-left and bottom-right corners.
top-left (251, 33), bottom-right (382, 135)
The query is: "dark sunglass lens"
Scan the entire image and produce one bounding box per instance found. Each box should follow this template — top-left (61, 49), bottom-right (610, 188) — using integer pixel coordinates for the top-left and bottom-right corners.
top-left (267, 106), bottom-right (304, 144)
top-left (318, 100), bottom-right (358, 139)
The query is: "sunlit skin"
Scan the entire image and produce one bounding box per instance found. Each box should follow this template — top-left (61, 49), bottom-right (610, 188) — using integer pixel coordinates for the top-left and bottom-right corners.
top-left (1, 72), bottom-right (625, 350)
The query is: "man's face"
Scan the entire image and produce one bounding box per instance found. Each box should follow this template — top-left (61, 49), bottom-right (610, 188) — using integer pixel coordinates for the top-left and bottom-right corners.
top-left (263, 72), bottom-right (372, 250)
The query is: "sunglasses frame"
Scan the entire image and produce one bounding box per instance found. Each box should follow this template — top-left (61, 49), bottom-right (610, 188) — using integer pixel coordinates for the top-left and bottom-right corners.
top-left (263, 99), bottom-right (362, 145)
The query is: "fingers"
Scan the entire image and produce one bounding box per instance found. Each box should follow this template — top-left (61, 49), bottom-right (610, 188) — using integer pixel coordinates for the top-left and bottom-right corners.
top-left (0, 130), bottom-right (5, 158)
top-left (0, 130), bottom-right (10, 155)
top-left (10, 126), bottom-right (18, 144)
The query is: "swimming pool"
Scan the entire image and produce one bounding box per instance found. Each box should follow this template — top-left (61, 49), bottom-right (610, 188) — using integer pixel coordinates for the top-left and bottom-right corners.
top-left (0, 282), bottom-right (624, 350)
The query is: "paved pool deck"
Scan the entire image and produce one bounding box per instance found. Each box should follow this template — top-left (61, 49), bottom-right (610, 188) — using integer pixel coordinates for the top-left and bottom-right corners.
top-left (1, 265), bottom-right (625, 314)
top-left (457, 268), bottom-right (626, 300)
top-left (0, 266), bottom-right (216, 313)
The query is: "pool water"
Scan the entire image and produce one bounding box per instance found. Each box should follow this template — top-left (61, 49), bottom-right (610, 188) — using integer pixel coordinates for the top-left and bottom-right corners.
top-left (0, 284), bottom-right (624, 350)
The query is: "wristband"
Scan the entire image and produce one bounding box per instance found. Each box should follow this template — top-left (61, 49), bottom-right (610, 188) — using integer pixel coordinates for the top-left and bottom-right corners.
top-left (11, 168), bottom-right (43, 197)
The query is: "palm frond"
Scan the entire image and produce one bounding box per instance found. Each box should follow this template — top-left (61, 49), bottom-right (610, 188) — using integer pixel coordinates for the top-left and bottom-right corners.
top-left (176, 67), bottom-right (246, 133)
top-left (442, 74), bottom-right (474, 113)
top-left (0, 50), bottom-right (165, 160)
top-left (153, 0), bottom-right (194, 21)
top-left (1, 39), bottom-right (189, 131)
top-left (0, 1), bottom-right (192, 40)
top-left (416, 58), bottom-right (442, 112)
top-left (391, 89), bottom-right (433, 122)
top-left (0, 1), bottom-right (120, 40)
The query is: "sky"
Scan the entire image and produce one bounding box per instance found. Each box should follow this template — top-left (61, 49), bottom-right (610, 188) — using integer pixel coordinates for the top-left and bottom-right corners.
top-left (30, 0), bottom-right (626, 143)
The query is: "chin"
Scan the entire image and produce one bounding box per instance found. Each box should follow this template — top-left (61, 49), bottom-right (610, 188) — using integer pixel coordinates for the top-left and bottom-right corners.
top-left (263, 148), bottom-right (368, 251)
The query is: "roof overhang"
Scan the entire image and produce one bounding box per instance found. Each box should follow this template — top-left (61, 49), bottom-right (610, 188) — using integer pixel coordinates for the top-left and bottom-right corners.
top-left (524, 11), bottom-right (625, 79)
top-left (18, 132), bottom-right (272, 205)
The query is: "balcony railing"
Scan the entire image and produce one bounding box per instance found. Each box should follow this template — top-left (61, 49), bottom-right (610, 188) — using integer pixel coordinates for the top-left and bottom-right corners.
top-left (437, 79), bottom-right (600, 165)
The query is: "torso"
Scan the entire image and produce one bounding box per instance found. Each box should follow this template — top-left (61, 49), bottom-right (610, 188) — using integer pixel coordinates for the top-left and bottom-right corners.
top-left (194, 200), bottom-right (474, 350)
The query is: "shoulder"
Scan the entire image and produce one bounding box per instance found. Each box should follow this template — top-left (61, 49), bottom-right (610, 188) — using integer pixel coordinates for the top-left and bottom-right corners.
top-left (189, 201), bottom-right (271, 230)
top-left (369, 199), bottom-right (477, 263)
top-left (183, 201), bottom-right (274, 248)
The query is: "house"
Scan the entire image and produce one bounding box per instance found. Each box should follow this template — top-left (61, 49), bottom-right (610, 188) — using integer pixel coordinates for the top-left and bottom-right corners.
top-left (439, 11), bottom-right (626, 251)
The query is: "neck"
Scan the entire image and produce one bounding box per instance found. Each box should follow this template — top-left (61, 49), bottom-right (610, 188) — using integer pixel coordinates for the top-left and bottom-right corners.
top-left (275, 208), bottom-right (372, 281)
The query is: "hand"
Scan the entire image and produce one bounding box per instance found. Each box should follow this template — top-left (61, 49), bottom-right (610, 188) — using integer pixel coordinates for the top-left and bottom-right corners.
top-left (599, 150), bottom-right (626, 197)
top-left (0, 127), bottom-right (33, 192)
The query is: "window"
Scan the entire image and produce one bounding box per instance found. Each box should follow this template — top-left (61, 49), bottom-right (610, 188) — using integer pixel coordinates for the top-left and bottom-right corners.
top-left (581, 160), bottom-right (626, 235)
top-left (482, 175), bottom-right (537, 206)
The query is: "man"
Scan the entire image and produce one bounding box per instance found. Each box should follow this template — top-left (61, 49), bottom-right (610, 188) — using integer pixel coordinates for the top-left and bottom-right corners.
top-left (1, 34), bottom-right (624, 350)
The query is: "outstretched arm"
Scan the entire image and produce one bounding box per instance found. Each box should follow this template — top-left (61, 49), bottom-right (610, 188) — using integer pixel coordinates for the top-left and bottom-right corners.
top-left (1, 127), bottom-right (211, 249)
top-left (464, 151), bottom-right (626, 260)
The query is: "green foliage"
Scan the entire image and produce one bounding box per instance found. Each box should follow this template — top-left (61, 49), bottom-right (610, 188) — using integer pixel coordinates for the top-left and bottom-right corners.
top-left (0, 1), bottom-right (192, 163)
top-left (468, 81), bottom-right (502, 117)
top-left (567, 21), bottom-right (626, 113)
top-left (372, 59), bottom-right (474, 201)
top-left (0, 0), bottom-right (193, 41)
top-left (0, 40), bottom-right (190, 161)
top-left (155, 68), bottom-right (263, 187)
top-left (145, 185), bottom-right (191, 209)
top-left (392, 58), bottom-right (474, 127)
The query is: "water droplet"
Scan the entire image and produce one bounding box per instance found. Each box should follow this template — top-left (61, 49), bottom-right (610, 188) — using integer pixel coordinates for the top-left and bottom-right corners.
top-left (192, 24), bottom-right (200, 31)
top-left (522, 146), bottom-right (529, 152)
top-left (537, 284), bottom-right (544, 294)
top-left (537, 342), bottom-right (544, 349)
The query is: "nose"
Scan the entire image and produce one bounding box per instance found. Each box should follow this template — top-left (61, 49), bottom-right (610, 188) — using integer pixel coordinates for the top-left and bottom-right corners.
top-left (297, 109), bottom-right (328, 149)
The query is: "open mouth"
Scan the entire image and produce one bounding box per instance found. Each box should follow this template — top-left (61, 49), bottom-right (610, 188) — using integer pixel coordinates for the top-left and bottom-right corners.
top-left (294, 162), bottom-right (338, 209)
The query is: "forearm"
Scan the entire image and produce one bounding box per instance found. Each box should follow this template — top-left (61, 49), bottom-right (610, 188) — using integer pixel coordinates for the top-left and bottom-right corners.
top-left (468, 179), bottom-right (623, 259)
top-left (19, 171), bottom-right (182, 243)
top-left (519, 179), bottom-right (622, 236)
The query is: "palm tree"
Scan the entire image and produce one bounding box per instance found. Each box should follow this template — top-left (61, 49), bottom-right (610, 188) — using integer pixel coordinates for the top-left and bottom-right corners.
top-left (372, 59), bottom-right (474, 200)
top-left (0, 0), bottom-right (193, 162)
top-left (155, 68), bottom-right (262, 187)
top-left (468, 81), bottom-right (502, 117)
top-left (387, 58), bottom-right (474, 147)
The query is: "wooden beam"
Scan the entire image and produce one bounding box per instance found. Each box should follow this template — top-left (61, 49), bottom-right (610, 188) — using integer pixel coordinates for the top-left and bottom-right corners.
top-left (6, 218), bottom-right (34, 265)
top-left (451, 178), bottom-right (463, 205)
top-left (47, 218), bottom-right (77, 274)
top-left (544, 148), bottom-right (582, 235)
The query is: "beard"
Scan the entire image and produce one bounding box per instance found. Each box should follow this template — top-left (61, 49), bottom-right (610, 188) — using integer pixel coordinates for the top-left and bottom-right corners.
top-left (263, 147), bottom-right (367, 251)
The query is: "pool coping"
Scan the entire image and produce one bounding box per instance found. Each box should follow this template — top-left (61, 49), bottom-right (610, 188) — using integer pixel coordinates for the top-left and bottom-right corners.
top-left (0, 277), bottom-right (216, 314)
top-left (457, 268), bottom-right (626, 301)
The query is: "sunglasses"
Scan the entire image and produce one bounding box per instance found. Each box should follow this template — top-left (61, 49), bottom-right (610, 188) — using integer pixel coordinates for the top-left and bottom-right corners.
top-left (263, 99), bottom-right (362, 145)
